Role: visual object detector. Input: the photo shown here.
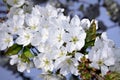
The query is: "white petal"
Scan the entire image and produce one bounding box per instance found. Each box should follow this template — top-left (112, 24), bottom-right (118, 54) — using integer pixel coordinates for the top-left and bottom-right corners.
top-left (60, 66), bottom-right (69, 76)
top-left (104, 57), bottom-right (115, 66)
top-left (80, 18), bottom-right (90, 30)
top-left (90, 62), bottom-right (99, 69)
top-left (33, 57), bottom-right (41, 68)
top-left (7, 0), bottom-right (25, 7)
top-left (66, 42), bottom-right (76, 52)
top-left (101, 32), bottom-right (108, 40)
top-left (101, 65), bottom-right (109, 76)
top-left (75, 52), bottom-right (84, 61)
top-left (10, 55), bottom-right (19, 65)
top-left (70, 15), bottom-right (80, 27)
top-left (17, 62), bottom-right (27, 72)
top-left (0, 44), bottom-right (7, 50)
top-left (54, 56), bottom-right (68, 69)
top-left (70, 65), bottom-right (79, 76)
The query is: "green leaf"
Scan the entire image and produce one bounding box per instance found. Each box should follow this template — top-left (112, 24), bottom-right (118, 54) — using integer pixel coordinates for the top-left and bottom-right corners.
top-left (23, 47), bottom-right (34, 58)
top-left (5, 44), bottom-right (22, 56)
top-left (80, 20), bottom-right (97, 54)
top-left (85, 20), bottom-right (97, 48)
top-left (86, 20), bottom-right (96, 42)
top-left (19, 53), bottom-right (30, 63)
top-left (19, 47), bottom-right (34, 63)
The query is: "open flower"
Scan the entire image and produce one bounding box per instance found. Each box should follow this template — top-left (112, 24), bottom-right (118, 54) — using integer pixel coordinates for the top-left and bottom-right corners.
top-left (54, 55), bottom-right (79, 76)
top-left (64, 26), bottom-right (86, 52)
top-left (31, 28), bottom-right (49, 46)
top-left (7, 14), bottom-right (25, 34)
top-left (25, 14), bottom-right (40, 32)
top-left (33, 53), bottom-right (54, 72)
top-left (17, 61), bottom-right (31, 73)
top-left (10, 55), bottom-right (31, 73)
top-left (47, 27), bottom-right (65, 49)
top-left (0, 32), bottom-right (13, 50)
top-left (63, 15), bottom-right (86, 52)
top-left (88, 32), bottom-right (115, 76)
top-left (6, 0), bottom-right (25, 7)
top-left (16, 29), bottom-right (33, 46)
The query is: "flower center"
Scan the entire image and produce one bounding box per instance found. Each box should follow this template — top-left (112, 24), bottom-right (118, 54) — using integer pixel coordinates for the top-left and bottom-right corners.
top-left (25, 34), bottom-right (30, 40)
top-left (31, 25), bottom-right (36, 30)
top-left (59, 51), bottom-right (64, 56)
top-left (97, 60), bottom-right (103, 66)
top-left (57, 34), bottom-right (62, 42)
top-left (43, 59), bottom-right (50, 66)
top-left (71, 36), bottom-right (79, 44)
top-left (4, 38), bottom-right (11, 43)
top-left (14, 27), bottom-right (18, 32)
top-left (14, 0), bottom-right (18, 4)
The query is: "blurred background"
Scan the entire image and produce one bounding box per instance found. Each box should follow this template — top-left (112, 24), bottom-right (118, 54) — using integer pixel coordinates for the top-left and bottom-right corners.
top-left (0, 0), bottom-right (120, 80)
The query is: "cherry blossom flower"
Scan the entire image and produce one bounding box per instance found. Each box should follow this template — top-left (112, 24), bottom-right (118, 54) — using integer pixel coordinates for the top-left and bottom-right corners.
top-left (10, 55), bottom-right (31, 73)
top-left (33, 53), bottom-right (54, 72)
top-left (16, 29), bottom-right (33, 46)
top-left (54, 56), bottom-right (79, 76)
top-left (0, 32), bottom-right (13, 50)
top-left (88, 32), bottom-right (115, 76)
top-left (6, 0), bottom-right (25, 7)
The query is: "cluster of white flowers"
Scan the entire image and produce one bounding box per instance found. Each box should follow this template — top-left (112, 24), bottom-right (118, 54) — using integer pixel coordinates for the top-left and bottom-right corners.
top-left (0, 0), bottom-right (120, 78)
top-left (88, 32), bottom-right (115, 76)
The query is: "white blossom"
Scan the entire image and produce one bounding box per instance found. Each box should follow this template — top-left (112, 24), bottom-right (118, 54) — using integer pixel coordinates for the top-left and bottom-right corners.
top-left (80, 18), bottom-right (90, 30)
top-left (7, 7), bottom-right (24, 18)
top-left (25, 14), bottom-right (40, 32)
top-left (38, 4), bottom-right (58, 18)
top-left (63, 15), bottom-right (86, 52)
top-left (31, 5), bottom-right (41, 16)
top-left (6, 0), bottom-right (25, 7)
top-left (64, 26), bottom-right (86, 52)
top-left (54, 56), bottom-right (79, 76)
top-left (7, 14), bottom-right (25, 34)
top-left (17, 61), bottom-right (31, 73)
top-left (10, 55), bottom-right (31, 73)
top-left (47, 27), bottom-right (65, 49)
top-left (16, 29), bottom-right (33, 46)
top-left (109, 48), bottom-right (120, 72)
top-left (54, 47), bottom-right (67, 59)
top-left (10, 55), bottom-right (20, 65)
top-left (33, 53), bottom-right (54, 72)
top-left (0, 23), bottom-right (8, 32)
top-left (0, 32), bottom-right (13, 50)
top-left (88, 32), bottom-right (115, 76)
top-left (1, 2), bottom-right (119, 78)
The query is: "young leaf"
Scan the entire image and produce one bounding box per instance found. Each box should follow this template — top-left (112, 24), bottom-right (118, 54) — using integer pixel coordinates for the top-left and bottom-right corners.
top-left (23, 47), bottom-right (34, 58)
top-left (19, 47), bottom-right (34, 63)
top-left (5, 44), bottom-right (22, 56)
top-left (84, 20), bottom-right (97, 48)
top-left (81, 20), bottom-right (97, 54)
top-left (86, 20), bottom-right (96, 42)
top-left (19, 53), bottom-right (30, 63)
